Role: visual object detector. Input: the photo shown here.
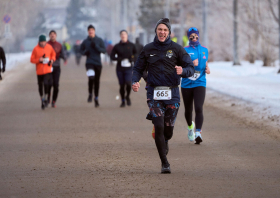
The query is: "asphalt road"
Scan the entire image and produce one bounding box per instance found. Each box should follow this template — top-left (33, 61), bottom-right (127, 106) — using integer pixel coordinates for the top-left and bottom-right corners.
top-left (0, 57), bottom-right (279, 198)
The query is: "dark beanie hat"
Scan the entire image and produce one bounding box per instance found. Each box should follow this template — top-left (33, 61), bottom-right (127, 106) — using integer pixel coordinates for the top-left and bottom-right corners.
top-left (88, 24), bottom-right (95, 31)
top-left (120, 30), bottom-right (128, 34)
top-left (49, 30), bottom-right (56, 35)
top-left (155, 18), bottom-right (171, 35)
top-left (187, 27), bottom-right (199, 38)
top-left (39, 35), bottom-right (46, 42)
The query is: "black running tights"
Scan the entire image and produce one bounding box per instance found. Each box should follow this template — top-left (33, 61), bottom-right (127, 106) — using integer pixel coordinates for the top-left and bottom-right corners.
top-left (181, 86), bottom-right (206, 129)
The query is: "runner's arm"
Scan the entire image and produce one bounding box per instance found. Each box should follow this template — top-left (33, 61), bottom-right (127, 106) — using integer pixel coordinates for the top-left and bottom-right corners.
top-left (80, 41), bottom-right (89, 56)
top-left (30, 49), bottom-right (40, 64)
top-left (60, 46), bottom-right (67, 61)
top-left (132, 50), bottom-right (147, 83)
top-left (178, 47), bottom-right (195, 78)
top-left (51, 47), bottom-right (56, 62)
top-left (110, 46), bottom-right (118, 61)
top-left (94, 39), bottom-right (106, 54)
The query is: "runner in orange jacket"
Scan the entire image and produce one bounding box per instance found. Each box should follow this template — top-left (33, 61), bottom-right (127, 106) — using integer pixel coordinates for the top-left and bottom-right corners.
top-left (30, 34), bottom-right (56, 110)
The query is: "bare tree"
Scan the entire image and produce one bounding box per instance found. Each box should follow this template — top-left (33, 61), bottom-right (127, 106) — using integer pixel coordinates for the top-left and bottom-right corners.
top-left (233, 0), bottom-right (241, 65)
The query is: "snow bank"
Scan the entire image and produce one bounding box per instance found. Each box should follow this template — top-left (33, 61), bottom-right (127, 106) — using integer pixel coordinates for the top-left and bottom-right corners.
top-left (3, 52), bottom-right (31, 71)
top-left (207, 61), bottom-right (280, 116)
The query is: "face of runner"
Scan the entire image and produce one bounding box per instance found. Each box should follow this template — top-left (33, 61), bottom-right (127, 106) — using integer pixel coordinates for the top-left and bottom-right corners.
top-left (189, 33), bottom-right (199, 42)
top-left (39, 41), bottom-right (46, 48)
top-left (120, 31), bottom-right (128, 43)
top-left (156, 24), bottom-right (169, 42)
top-left (49, 32), bottom-right (57, 42)
top-left (88, 28), bottom-right (95, 38)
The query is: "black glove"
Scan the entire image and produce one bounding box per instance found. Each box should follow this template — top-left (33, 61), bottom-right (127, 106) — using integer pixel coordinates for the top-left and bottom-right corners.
top-left (40, 54), bottom-right (45, 63)
top-left (2, 67), bottom-right (5, 73)
top-left (48, 60), bottom-right (52, 66)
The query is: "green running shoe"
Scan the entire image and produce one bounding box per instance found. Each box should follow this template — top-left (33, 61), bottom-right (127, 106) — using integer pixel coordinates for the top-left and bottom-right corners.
top-left (188, 121), bottom-right (195, 142)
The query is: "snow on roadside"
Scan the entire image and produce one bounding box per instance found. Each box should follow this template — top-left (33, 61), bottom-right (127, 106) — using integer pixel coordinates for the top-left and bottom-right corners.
top-left (3, 52), bottom-right (31, 71)
top-left (207, 61), bottom-right (280, 116)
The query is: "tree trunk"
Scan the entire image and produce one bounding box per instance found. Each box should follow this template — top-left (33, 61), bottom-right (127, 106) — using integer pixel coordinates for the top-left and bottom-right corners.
top-left (278, 0), bottom-right (280, 72)
top-left (233, 0), bottom-right (241, 65)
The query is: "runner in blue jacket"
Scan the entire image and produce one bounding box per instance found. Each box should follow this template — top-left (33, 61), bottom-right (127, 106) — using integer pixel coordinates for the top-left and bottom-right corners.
top-left (181, 27), bottom-right (210, 144)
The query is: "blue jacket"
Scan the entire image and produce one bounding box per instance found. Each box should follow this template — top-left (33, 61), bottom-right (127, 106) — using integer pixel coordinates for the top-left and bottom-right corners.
top-left (181, 44), bottom-right (208, 88)
top-left (132, 36), bottom-right (195, 104)
top-left (80, 36), bottom-right (106, 66)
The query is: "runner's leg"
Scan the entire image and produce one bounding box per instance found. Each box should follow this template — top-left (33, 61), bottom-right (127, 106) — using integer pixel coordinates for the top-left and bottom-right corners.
top-left (116, 70), bottom-right (125, 102)
top-left (52, 67), bottom-right (61, 103)
top-left (181, 87), bottom-right (194, 126)
top-left (193, 86), bottom-right (206, 130)
top-left (43, 73), bottom-right (52, 100)
top-left (88, 75), bottom-right (94, 95)
top-left (124, 69), bottom-right (132, 105)
top-left (148, 100), bottom-right (169, 166)
top-left (93, 65), bottom-right (102, 99)
top-left (164, 103), bottom-right (180, 141)
top-left (37, 75), bottom-right (44, 98)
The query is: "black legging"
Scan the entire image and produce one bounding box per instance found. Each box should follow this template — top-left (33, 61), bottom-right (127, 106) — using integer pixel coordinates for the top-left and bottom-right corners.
top-left (181, 86), bottom-right (206, 129)
top-left (116, 69), bottom-right (132, 101)
top-left (153, 117), bottom-right (174, 166)
top-left (37, 73), bottom-right (52, 98)
top-left (48, 66), bottom-right (61, 102)
top-left (88, 66), bottom-right (102, 97)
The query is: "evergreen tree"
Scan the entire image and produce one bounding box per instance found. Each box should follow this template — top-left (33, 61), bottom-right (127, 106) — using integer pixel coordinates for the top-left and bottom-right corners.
top-left (30, 12), bottom-right (47, 37)
top-left (66, 0), bottom-right (89, 40)
top-left (138, 0), bottom-right (165, 35)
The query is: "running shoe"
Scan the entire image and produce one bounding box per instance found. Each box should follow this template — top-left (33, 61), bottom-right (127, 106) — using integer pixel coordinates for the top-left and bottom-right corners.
top-left (52, 101), bottom-right (56, 108)
top-left (195, 131), bottom-right (203, 145)
top-left (87, 94), bottom-right (92, 103)
top-left (120, 101), bottom-right (125, 108)
top-left (126, 97), bottom-right (131, 106)
top-left (161, 163), bottom-right (171, 174)
top-left (94, 98), bottom-right (99, 107)
top-left (188, 121), bottom-right (195, 142)
top-left (152, 126), bottom-right (155, 139)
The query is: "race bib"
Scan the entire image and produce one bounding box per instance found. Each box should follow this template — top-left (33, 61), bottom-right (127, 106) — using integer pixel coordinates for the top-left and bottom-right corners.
top-left (121, 59), bottom-right (131, 67)
top-left (86, 69), bottom-right (95, 77)
top-left (153, 87), bottom-right (172, 100)
top-left (43, 57), bottom-right (49, 64)
top-left (188, 71), bottom-right (201, 81)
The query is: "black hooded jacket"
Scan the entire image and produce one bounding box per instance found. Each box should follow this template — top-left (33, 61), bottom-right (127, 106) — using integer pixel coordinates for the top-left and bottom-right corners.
top-left (132, 36), bottom-right (195, 104)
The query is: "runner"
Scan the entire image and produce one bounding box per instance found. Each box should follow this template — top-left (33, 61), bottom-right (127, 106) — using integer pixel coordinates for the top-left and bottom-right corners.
top-left (80, 25), bottom-right (106, 107)
top-left (0, 46), bottom-right (6, 81)
top-left (106, 40), bottom-right (114, 66)
top-left (74, 40), bottom-right (82, 66)
top-left (30, 35), bottom-right (56, 110)
top-left (47, 30), bottom-right (67, 108)
top-left (132, 18), bottom-right (194, 173)
top-left (181, 27), bottom-right (210, 144)
top-left (110, 30), bottom-right (136, 107)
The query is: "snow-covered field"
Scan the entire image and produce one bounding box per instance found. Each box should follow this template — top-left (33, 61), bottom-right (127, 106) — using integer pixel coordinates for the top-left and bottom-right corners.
top-left (3, 52), bottom-right (31, 71)
top-left (208, 61), bottom-right (280, 116)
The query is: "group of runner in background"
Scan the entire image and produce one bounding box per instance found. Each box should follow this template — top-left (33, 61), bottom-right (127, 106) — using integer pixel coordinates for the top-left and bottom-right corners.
top-left (27, 19), bottom-right (210, 174)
